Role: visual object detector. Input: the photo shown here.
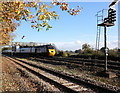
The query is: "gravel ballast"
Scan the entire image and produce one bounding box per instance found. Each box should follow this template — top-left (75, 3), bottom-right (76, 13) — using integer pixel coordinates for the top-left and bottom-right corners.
top-left (2, 56), bottom-right (60, 92)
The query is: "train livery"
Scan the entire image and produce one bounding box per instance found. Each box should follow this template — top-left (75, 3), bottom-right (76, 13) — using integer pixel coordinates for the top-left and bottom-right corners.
top-left (2, 44), bottom-right (56, 57)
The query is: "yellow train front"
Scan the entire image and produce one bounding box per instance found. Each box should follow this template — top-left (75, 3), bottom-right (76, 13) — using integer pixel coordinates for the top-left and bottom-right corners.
top-left (34, 44), bottom-right (56, 57)
top-left (47, 45), bottom-right (56, 56)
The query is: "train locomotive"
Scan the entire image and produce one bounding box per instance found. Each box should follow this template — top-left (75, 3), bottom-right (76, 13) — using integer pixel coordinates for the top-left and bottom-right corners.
top-left (2, 44), bottom-right (56, 57)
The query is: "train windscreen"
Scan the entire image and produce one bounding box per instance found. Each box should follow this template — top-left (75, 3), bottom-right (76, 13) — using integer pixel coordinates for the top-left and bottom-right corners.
top-left (48, 46), bottom-right (54, 49)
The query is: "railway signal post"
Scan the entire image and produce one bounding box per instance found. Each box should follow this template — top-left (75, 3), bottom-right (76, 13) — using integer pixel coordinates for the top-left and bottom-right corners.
top-left (104, 26), bottom-right (108, 71)
top-left (97, 7), bottom-right (117, 78)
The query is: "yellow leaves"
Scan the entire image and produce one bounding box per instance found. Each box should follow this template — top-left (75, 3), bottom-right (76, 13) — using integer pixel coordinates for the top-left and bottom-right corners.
top-left (38, 14), bottom-right (44, 20)
top-left (53, 14), bottom-right (58, 20)
top-left (15, 16), bottom-right (20, 21)
top-left (39, 8), bottom-right (47, 13)
top-left (20, 3), bottom-right (25, 7)
top-left (60, 2), bottom-right (68, 11)
top-left (15, 9), bottom-right (21, 15)
top-left (37, 10), bottom-right (58, 21)
top-left (46, 5), bottom-right (51, 9)
top-left (51, 2), bottom-right (81, 16)
top-left (45, 12), bottom-right (49, 15)
top-left (44, 23), bottom-right (48, 26)
top-left (0, 2), bottom-right (37, 45)
top-left (24, 9), bottom-right (30, 14)
top-left (28, 15), bottom-right (34, 20)
top-left (0, 1), bottom-right (82, 45)
top-left (26, 9), bottom-right (30, 13)
top-left (10, 16), bottom-right (15, 19)
top-left (0, 29), bottom-right (12, 45)
top-left (31, 25), bottom-right (35, 27)
top-left (28, 2), bottom-right (37, 7)
top-left (2, 29), bottom-right (7, 32)
top-left (38, 4), bottom-right (51, 13)
top-left (38, 10), bottom-right (41, 13)
top-left (40, 3), bottom-right (45, 10)
top-left (43, 9), bottom-right (47, 12)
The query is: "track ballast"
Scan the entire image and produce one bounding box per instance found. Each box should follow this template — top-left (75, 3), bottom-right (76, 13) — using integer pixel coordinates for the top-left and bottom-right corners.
top-left (4, 55), bottom-right (119, 93)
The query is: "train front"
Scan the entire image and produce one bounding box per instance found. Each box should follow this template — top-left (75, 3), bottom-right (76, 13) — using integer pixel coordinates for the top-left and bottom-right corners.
top-left (47, 45), bottom-right (56, 56)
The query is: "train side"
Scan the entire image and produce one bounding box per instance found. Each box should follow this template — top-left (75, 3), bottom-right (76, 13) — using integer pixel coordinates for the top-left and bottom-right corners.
top-left (2, 44), bottom-right (56, 57)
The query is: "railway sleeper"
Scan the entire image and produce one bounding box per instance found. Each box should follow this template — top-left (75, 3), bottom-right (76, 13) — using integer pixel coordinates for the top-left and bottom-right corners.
top-left (5, 56), bottom-right (94, 93)
top-left (5, 56), bottom-right (120, 93)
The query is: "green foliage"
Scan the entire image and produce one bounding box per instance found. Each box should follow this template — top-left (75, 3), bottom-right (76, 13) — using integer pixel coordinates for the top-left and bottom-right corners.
top-left (75, 49), bottom-right (82, 53)
top-left (100, 47), bottom-right (109, 53)
top-left (56, 43), bottom-right (119, 61)
top-left (81, 43), bottom-right (95, 54)
top-left (72, 43), bottom-right (119, 61)
top-left (56, 51), bottom-right (68, 57)
top-left (83, 49), bottom-right (94, 54)
top-left (108, 49), bottom-right (119, 61)
top-left (82, 43), bottom-right (90, 50)
top-left (72, 49), bottom-right (119, 61)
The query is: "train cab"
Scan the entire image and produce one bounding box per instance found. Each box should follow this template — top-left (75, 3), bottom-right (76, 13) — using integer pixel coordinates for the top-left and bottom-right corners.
top-left (47, 45), bottom-right (56, 56)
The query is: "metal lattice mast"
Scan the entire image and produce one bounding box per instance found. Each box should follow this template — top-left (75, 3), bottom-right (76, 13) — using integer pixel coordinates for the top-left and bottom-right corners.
top-left (96, 9), bottom-right (108, 51)
top-left (96, 10), bottom-right (103, 51)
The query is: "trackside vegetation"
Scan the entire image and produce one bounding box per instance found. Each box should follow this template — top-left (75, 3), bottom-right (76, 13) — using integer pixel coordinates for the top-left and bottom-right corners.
top-left (56, 43), bottom-right (119, 61)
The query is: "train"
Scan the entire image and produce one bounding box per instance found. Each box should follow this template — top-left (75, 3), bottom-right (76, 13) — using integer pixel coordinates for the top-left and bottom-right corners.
top-left (2, 44), bottom-right (56, 57)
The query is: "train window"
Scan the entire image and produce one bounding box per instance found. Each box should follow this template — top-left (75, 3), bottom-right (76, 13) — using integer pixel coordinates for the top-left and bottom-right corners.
top-left (48, 46), bottom-right (54, 49)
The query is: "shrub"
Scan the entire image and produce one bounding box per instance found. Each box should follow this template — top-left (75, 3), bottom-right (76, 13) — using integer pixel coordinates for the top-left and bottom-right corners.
top-left (56, 51), bottom-right (68, 57)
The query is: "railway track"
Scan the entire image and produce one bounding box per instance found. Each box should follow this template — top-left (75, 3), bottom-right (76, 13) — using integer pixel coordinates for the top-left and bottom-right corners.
top-left (49, 57), bottom-right (120, 66)
top-left (32, 57), bottom-right (120, 70)
top-left (26, 57), bottom-right (120, 72)
top-left (6, 55), bottom-right (120, 70)
top-left (4, 56), bottom-right (120, 93)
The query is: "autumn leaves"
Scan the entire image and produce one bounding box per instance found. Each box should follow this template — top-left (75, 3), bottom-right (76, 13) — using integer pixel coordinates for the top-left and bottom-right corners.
top-left (0, 1), bottom-right (82, 45)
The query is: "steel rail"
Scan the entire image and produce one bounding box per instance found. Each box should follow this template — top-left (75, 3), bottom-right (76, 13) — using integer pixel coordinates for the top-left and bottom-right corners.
top-left (27, 57), bottom-right (120, 70)
top-left (5, 56), bottom-right (119, 93)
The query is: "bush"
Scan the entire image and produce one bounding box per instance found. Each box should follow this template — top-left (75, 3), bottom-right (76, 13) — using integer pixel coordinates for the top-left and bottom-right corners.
top-left (56, 51), bottom-right (68, 57)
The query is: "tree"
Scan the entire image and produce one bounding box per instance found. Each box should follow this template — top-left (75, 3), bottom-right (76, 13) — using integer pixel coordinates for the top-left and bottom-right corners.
top-left (82, 43), bottom-right (90, 51)
top-left (75, 49), bottom-right (82, 53)
top-left (82, 43), bottom-right (94, 54)
top-left (100, 47), bottom-right (109, 53)
top-left (0, 1), bottom-right (82, 45)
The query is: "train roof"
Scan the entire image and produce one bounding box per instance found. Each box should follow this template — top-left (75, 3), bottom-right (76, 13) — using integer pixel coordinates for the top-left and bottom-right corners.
top-left (14, 44), bottom-right (55, 48)
top-left (9, 42), bottom-right (54, 46)
top-left (2, 43), bottom-right (56, 49)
